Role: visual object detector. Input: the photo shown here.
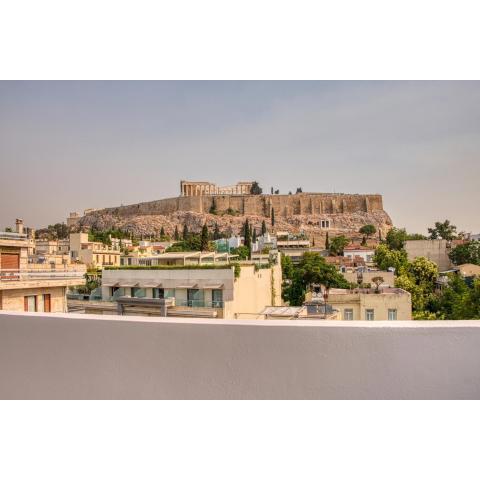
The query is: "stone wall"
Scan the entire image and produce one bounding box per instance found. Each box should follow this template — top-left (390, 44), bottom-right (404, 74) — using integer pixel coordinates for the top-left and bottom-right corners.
top-left (99, 193), bottom-right (385, 218)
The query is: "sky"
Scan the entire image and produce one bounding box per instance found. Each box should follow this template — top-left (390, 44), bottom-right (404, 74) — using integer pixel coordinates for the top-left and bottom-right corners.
top-left (0, 81), bottom-right (479, 234)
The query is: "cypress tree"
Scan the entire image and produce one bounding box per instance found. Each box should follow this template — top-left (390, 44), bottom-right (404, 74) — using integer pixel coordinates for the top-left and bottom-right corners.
top-left (200, 223), bottom-right (209, 251)
top-left (213, 223), bottom-right (221, 240)
top-left (160, 226), bottom-right (165, 238)
top-left (244, 219), bottom-right (252, 258)
top-left (252, 228), bottom-right (257, 243)
top-left (325, 231), bottom-right (329, 249)
top-left (183, 224), bottom-right (189, 240)
top-left (271, 208), bottom-right (275, 227)
top-left (174, 225), bottom-right (179, 241)
top-left (261, 220), bottom-right (267, 236)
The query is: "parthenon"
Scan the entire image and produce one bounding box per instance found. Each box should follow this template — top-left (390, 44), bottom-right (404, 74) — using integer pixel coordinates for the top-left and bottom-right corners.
top-left (180, 180), bottom-right (254, 196)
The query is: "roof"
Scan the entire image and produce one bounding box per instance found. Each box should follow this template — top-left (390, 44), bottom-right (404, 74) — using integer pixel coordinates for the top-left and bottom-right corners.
top-left (261, 306), bottom-right (305, 317)
top-left (344, 245), bottom-right (375, 251)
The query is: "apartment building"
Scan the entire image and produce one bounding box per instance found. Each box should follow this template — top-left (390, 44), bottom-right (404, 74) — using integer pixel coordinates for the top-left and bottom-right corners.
top-left (306, 287), bottom-right (412, 320)
top-left (101, 256), bottom-right (282, 319)
top-left (0, 227), bottom-right (86, 313)
top-left (70, 233), bottom-right (120, 268)
top-left (343, 245), bottom-right (375, 265)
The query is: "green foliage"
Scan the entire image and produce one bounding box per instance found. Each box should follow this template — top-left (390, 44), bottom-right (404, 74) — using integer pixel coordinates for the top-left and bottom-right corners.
top-left (406, 233), bottom-right (427, 240)
top-left (261, 220), bottom-right (267, 236)
top-left (231, 245), bottom-right (250, 260)
top-left (359, 224), bottom-right (376, 238)
top-left (252, 228), bottom-right (257, 243)
top-left (250, 181), bottom-right (262, 195)
top-left (213, 223), bottom-right (221, 240)
top-left (371, 276), bottom-right (384, 292)
top-left (271, 208), bottom-right (275, 226)
top-left (394, 257), bottom-right (438, 313)
top-left (4, 227), bottom-right (12, 232)
top-left (385, 227), bottom-right (408, 250)
top-left (373, 244), bottom-right (408, 273)
top-left (233, 263), bottom-right (241, 279)
top-left (225, 208), bottom-right (239, 216)
top-left (283, 252), bottom-right (350, 306)
top-left (296, 187), bottom-right (303, 193)
top-left (174, 225), bottom-right (180, 241)
top-left (200, 224), bottom-right (209, 251)
top-left (449, 241), bottom-right (480, 266)
top-left (325, 231), bottom-right (329, 249)
top-left (281, 255), bottom-right (295, 281)
top-left (166, 232), bottom-right (214, 252)
top-left (434, 276), bottom-right (480, 319)
top-left (428, 220), bottom-right (457, 240)
top-left (243, 219), bottom-right (251, 258)
top-left (182, 224), bottom-right (189, 240)
top-left (329, 235), bottom-right (350, 256)
top-left (209, 198), bottom-right (218, 214)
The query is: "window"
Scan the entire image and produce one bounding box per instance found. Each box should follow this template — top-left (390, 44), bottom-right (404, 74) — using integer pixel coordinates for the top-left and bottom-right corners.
top-left (187, 289), bottom-right (204, 307)
top-left (164, 289), bottom-right (175, 299)
top-left (365, 309), bottom-right (375, 321)
top-left (344, 309), bottom-right (354, 320)
top-left (153, 288), bottom-right (164, 299)
top-left (212, 289), bottom-right (223, 307)
top-left (388, 309), bottom-right (397, 321)
top-left (132, 287), bottom-right (146, 298)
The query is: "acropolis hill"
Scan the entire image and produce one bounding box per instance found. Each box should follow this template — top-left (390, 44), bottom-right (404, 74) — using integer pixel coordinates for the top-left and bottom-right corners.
top-left (71, 181), bottom-right (393, 243)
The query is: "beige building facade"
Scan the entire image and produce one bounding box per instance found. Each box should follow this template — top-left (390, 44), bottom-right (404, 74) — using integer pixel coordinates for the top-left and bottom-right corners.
top-left (70, 233), bottom-right (120, 268)
top-left (1, 229), bottom-right (86, 313)
top-left (306, 287), bottom-right (412, 320)
top-left (101, 261), bottom-right (282, 319)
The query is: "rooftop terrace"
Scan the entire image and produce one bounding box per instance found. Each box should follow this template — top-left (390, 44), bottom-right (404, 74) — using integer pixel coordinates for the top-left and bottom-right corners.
top-left (1, 311), bottom-right (479, 399)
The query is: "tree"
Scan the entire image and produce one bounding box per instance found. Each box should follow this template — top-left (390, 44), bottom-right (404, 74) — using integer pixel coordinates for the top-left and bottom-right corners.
top-left (200, 224), bottom-right (209, 251)
top-left (4, 227), bottom-right (12, 232)
top-left (428, 220), bottom-right (457, 240)
top-left (373, 244), bottom-right (408, 273)
top-left (371, 276), bottom-right (384, 292)
top-left (449, 241), bottom-right (480, 266)
top-left (261, 220), bottom-right (267, 236)
top-left (284, 252), bottom-right (350, 306)
top-left (213, 223), bottom-right (221, 240)
top-left (160, 226), bottom-right (165, 238)
top-left (385, 227), bottom-right (408, 251)
top-left (174, 225), bottom-right (180, 241)
top-left (182, 224), bottom-right (189, 240)
top-left (296, 187), bottom-right (303, 194)
top-left (252, 228), bottom-right (257, 243)
top-left (271, 208), bottom-right (275, 227)
top-left (274, 189), bottom-right (280, 194)
top-left (325, 231), bottom-right (329, 250)
top-left (359, 224), bottom-right (376, 239)
top-left (361, 236), bottom-right (367, 246)
top-left (250, 181), bottom-right (262, 195)
top-left (271, 187), bottom-right (274, 194)
top-left (243, 219), bottom-right (251, 257)
top-left (231, 245), bottom-right (249, 260)
top-left (209, 198), bottom-right (218, 214)
top-left (329, 235), bottom-right (350, 256)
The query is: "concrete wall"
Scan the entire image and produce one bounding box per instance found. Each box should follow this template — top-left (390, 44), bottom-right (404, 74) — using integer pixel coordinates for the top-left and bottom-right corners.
top-left (405, 239), bottom-right (453, 271)
top-left (342, 270), bottom-right (395, 287)
top-left (1, 312), bottom-right (480, 399)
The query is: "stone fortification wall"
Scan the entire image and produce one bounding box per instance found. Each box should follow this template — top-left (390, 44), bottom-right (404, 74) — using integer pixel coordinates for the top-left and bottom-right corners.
top-left (98, 193), bottom-right (384, 218)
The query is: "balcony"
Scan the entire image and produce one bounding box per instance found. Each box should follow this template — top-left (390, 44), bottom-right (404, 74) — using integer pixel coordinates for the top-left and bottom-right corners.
top-left (0, 269), bottom-right (86, 289)
top-left (1, 312), bottom-right (480, 399)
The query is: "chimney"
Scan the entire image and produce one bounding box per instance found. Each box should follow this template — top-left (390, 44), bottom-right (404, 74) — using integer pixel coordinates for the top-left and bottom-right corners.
top-left (15, 219), bottom-right (24, 235)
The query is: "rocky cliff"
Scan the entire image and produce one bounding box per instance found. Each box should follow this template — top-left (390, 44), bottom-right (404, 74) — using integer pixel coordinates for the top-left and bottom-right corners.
top-left (74, 193), bottom-right (393, 245)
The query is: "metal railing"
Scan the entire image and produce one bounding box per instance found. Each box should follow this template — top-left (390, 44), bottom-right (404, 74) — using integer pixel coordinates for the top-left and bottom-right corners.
top-left (0, 269), bottom-right (85, 282)
top-left (175, 300), bottom-right (224, 309)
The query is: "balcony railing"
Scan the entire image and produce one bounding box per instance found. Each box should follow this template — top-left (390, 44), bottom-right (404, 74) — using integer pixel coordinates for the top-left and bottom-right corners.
top-left (175, 300), bottom-right (224, 308)
top-left (0, 269), bottom-right (85, 282)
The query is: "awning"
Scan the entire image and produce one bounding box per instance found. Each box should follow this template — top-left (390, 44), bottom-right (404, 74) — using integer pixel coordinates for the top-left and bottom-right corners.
top-left (176, 284), bottom-right (198, 289)
top-left (102, 281), bottom-right (119, 287)
top-left (139, 282), bottom-right (162, 288)
top-left (203, 284), bottom-right (224, 289)
top-left (118, 281), bottom-right (139, 288)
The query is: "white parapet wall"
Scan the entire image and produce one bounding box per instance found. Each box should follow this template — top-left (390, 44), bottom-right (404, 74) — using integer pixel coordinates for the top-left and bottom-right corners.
top-left (1, 311), bottom-right (480, 399)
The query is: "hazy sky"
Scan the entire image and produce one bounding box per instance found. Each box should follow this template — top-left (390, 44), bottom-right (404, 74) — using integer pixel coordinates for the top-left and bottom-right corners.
top-left (0, 81), bottom-right (479, 234)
